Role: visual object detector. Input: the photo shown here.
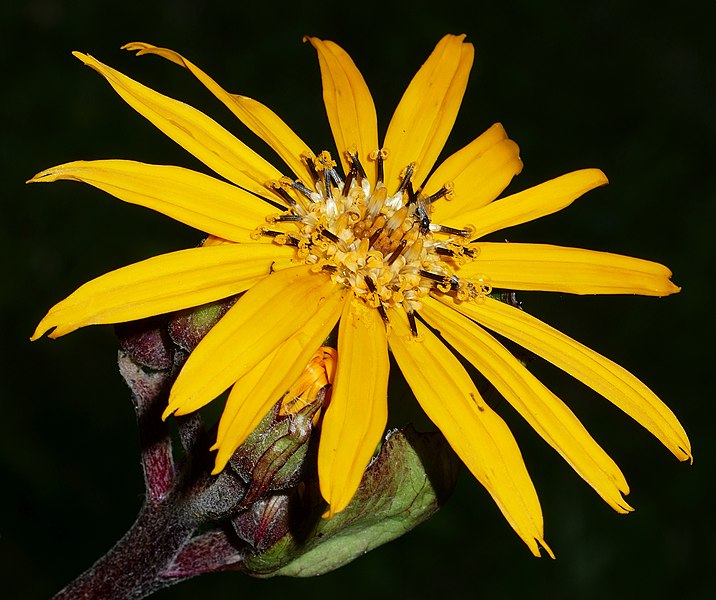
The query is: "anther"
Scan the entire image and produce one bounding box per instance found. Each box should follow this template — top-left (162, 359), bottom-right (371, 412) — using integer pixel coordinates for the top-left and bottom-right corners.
top-left (328, 168), bottom-right (343, 188)
top-left (272, 214), bottom-right (303, 223)
top-left (349, 152), bottom-right (367, 181)
top-left (260, 229), bottom-right (299, 246)
top-left (386, 239), bottom-right (407, 265)
top-left (370, 148), bottom-right (388, 186)
top-left (429, 223), bottom-right (473, 237)
top-left (343, 167), bottom-right (356, 198)
top-left (323, 170), bottom-right (333, 200)
top-left (419, 269), bottom-right (450, 285)
top-left (268, 181), bottom-right (297, 207)
top-left (407, 309), bottom-right (418, 337)
top-left (290, 180), bottom-right (316, 201)
top-left (397, 162), bottom-right (415, 193)
top-left (424, 182), bottom-right (455, 204)
top-left (302, 154), bottom-right (320, 183)
top-left (405, 182), bottom-right (418, 206)
top-left (368, 227), bottom-right (384, 248)
top-left (435, 246), bottom-right (457, 258)
top-left (320, 228), bottom-right (341, 244)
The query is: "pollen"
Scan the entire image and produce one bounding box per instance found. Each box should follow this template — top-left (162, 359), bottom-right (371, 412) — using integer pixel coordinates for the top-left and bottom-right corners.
top-left (260, 150), bottom-right (483, 325)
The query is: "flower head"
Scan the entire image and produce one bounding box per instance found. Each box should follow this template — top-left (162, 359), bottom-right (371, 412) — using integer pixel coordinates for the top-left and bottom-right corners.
top-left (30, 35), bottom-right (691, 556)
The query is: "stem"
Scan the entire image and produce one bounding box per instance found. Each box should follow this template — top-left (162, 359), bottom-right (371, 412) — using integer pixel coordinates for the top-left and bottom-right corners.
top-left (53, 498), bottom-right (197, 600)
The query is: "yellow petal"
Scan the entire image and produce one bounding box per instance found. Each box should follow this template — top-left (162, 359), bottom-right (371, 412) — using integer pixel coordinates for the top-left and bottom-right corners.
top-left (383, 35), bottom-right (474, 189)
top-left (458, 242), bottom-right (681, 296)
top-left (387, 308), bottom-right (551, 557)
top-left (457, 169), bottom-right (609, 239)
top-left (165, 266), bottom-right (345, 417)
top-left (319, 298), bottom-right (389, 516)
top-left (29, 160), bottom-right (274, 242)
top-left (211, 299), bottom-right (347, 472)
top-left (31, 243), bottom-right (293, 339)
top-left (122, 42), bottom-right (314, 183)
top-left (306, 37), bottom-right (378, 179)
top-left (72, 51), bottom-right (282, 197)
top-left (441, 295), bottom-right (692, 462)
top-left (423, 124), bottom-right (523, 221)
top-left (420, 297), bottom-right (632, 513)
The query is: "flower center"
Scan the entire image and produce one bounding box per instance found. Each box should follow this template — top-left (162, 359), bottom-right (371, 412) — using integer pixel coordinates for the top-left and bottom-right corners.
top-left (256, 150), bottom-right (492, 334)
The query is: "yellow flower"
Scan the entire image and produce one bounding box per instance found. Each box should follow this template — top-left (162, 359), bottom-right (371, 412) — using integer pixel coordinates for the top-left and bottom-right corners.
top-left (30, 35), bottom-right (691, 557)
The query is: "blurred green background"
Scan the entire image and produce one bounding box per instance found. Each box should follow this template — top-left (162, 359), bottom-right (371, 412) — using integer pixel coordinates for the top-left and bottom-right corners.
top-left (2, 0), bottom-right (714, 598)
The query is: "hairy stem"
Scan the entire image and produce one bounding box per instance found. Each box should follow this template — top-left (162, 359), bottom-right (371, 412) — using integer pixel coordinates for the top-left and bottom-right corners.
top-left (53, 497), bottom-right (197, 600)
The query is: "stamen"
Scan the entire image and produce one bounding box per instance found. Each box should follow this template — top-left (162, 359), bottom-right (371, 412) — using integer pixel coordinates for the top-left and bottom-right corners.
top-left (343, 167), bottom-right (356, 198)
top-left (370, 148), bottom-right (388, 186)
top-left (429, 223), bottom-right (473, 237)
top-left (386, 239), bottom-right (407, 265)
top-left (405, 182), bottom-right (418, 206)
top-left (323, 170), bottom-right (333, 199)
top-left (328, 168), bottom-right (343, 188)
top-left (320, 228), bottom-right (341, 244)
top-left (397, 162), bottom-right (415, 193)
top-left (419, 269), bottom-right (450, 285)
top-left (368, 227), bottom-right (384, 248)
top-left (301, 153), bottom-right (321, 184)
top-left (406, 309), bottom-right (418, 337)
top-left (260, 228), bottom-right (299, 246)
top-left (424, 182), bottom-right (455, 204)
top-left (290, 180), bottom-right (316, 201)
top-left (349, 151), bottom-right (367, 181)
top-left (267, 180), bottom-right (297, 207)
top-left (272, 214), bottom-right (303, 223)
top-left (434, 246), bottom-right (457, 257)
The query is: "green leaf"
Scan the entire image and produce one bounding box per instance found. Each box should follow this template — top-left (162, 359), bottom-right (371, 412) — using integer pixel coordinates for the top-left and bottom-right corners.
top-left (242, 425), bottom-right (459, 577)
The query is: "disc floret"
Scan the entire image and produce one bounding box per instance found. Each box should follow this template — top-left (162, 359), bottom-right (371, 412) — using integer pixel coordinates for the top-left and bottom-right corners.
top-left (260, 150), bottom-right (487, 331)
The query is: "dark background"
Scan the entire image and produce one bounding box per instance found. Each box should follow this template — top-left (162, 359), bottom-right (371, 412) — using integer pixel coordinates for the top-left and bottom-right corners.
top-left (2, 0), bottom-right (714, 598)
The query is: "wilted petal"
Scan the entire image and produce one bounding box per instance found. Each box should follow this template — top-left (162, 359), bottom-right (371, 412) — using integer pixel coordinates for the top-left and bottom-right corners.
top-left (440, 295), bottom-right (692, 462)
top-left (319, 298), bottom-right (389, 516)
top-left (458, 242), bottom-right (681, 296)
top-left (29, 160), bottom-right (275, 242)
top-left (73, 51), bottom-right (282, 196)
top-left (383, 35), bottom-right (474, 189)
top-left (165, 266), bottom-right (346, 418)
top-left (420, 297), bottom-right (632, 513)
top-left (307, 38), bottom-right (379, 179)
top-left (32, 243), bottom-right (293, 339)
top-left (387, 308), bottom-right (551, 557)
top-left (123, 42), bottom-right (315, 183)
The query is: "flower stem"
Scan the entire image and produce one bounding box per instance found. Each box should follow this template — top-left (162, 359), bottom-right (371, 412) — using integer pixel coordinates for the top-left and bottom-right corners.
top-left (54, 497), bottom-right (197, 600)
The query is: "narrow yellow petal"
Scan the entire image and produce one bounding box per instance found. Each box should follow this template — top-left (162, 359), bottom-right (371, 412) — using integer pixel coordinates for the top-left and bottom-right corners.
top-left (387, 308), bottom-right (551, 557)
top-left (452, 169), bottom-right (608, 239)
top-left (122, 42), bottom-right (315, 183)
top-left (72, 51), bottom-right (282, 196)
top-left (458, 242), bottom-right (681, 296)
top-left (165, 266), bottom-right (345, 417)
top-left (420, 297), bottom-right (632, 513)
top-left (212, 300), bottom-right (348, 472)
top-left (383, 35), bottom-right (474, 189)
top-left (423, 124), bottom-right (523, 221)
top-left (306, 37), bottom-right (378, 178)
top-left (440, 295), bottom-right (692, 462)
top-left (31, 243), bottom-right (294, 339)
top-left (29, 160), bottom-right (274, 243)
top-left (319, 298), bottom-right (389, 516)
